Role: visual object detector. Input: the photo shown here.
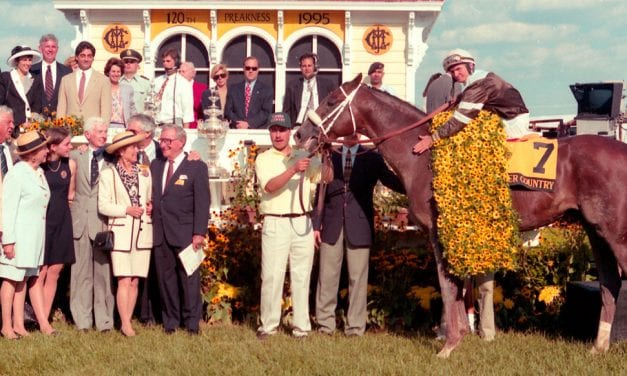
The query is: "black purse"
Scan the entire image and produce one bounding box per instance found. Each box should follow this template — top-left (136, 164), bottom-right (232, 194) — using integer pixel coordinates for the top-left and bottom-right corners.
top-left (94, 169), bottom-right (117, 252)
top-left (93, 230), bottom-right (114, 252)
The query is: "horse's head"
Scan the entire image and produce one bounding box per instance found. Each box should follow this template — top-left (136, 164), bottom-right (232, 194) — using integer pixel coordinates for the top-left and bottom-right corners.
top-left (294, 74), bottom-right (364, 153)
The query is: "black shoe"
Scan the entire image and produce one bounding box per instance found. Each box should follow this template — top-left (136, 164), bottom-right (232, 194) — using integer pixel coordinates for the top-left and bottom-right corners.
top-left (186, 328), bottom-right (199, 335)
top-left (164, 328), bottom-right (176, 335)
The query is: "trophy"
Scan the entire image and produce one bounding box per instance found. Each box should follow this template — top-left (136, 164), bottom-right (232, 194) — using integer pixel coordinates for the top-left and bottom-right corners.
top-left (198, 87), bottom-right (229, 179)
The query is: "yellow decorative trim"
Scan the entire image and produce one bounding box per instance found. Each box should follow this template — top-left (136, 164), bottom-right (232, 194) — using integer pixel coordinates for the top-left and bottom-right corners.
top-left (431, 110), bottom-right (520, 277)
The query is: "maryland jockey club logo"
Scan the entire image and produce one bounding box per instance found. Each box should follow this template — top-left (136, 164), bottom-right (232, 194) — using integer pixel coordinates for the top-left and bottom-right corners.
top-left (363, 24), bottom-right (393, 55)
top-left (102, 24), bottom-right (131, 53)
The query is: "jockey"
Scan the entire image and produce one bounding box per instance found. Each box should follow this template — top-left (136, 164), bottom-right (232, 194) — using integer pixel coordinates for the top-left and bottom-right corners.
top-left (413, 48), bottom-right (530, 154)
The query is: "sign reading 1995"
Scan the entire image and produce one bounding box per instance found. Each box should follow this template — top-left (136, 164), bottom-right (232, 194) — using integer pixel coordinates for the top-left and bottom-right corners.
top-left (298, 12), bottom-right (330, 25)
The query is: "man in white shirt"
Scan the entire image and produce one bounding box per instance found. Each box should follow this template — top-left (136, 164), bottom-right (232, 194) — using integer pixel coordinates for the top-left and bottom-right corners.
top-left (152, 49), bottom-right (194, 128)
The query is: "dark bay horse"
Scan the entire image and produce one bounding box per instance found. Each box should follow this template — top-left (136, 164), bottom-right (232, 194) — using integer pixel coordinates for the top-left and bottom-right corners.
top-left (295, 74), bottom-right (627, 357)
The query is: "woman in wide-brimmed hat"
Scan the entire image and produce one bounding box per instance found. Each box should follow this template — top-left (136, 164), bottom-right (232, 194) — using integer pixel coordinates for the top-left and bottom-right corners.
top-left (98, 130), bottom-right (153, 337)
top-left (0, 131), bottom-right (57, 338)
top-left (0, 46), bottom-right (43, 138)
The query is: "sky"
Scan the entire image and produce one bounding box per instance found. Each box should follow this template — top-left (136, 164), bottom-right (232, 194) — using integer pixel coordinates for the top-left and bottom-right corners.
top-left (1, 0), bottom-right (626, 117)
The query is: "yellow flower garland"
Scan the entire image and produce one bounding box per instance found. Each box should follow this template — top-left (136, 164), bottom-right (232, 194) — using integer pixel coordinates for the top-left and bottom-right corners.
top-left (431, 110), bottom-right (520, 277)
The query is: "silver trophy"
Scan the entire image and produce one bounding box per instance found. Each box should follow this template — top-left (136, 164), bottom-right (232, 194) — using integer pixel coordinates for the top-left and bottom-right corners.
top-left (199, 87), bottom-right (229, 179)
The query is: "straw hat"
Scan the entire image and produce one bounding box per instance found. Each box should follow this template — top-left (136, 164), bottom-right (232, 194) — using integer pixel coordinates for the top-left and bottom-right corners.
top-left (7, 45), bottom-right (42, 68)
top-left (16, 131), bottom-right (48, 156)
top-left (105, 131), bottom-right (145, 154)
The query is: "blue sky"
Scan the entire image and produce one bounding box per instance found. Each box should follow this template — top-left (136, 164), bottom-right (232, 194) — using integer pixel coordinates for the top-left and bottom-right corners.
top-left (1, 0), bottom-right (626, 116)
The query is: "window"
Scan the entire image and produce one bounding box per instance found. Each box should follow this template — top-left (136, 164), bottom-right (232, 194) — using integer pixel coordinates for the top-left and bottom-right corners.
top-left (222, 34), bottom-right (276, 93)
top-left (286, 35), bottom-right (342, 87)
top-left (156, 34), bottom-right (210, 85)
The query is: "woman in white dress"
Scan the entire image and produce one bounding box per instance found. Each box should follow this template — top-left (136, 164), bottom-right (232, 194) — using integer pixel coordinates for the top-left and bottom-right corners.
top-left (98, 131), bottom-right (152, 337)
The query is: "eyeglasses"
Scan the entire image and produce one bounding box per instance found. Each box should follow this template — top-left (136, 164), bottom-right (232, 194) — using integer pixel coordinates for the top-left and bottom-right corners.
top-left (158, 138), bottom-right (178, 145)
top-left (212, 73), bottom-right (227, 80)
top-left (244, 66), bottom-right (258, 72)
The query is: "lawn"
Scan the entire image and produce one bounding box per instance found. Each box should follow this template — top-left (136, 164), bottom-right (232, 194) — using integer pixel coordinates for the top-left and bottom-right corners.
top-left (1, 321), bottom-right (625, 375)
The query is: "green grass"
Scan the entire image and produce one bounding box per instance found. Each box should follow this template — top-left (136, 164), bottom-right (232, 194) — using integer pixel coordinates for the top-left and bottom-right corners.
top-left (0, 321), bottom-right (625, 375)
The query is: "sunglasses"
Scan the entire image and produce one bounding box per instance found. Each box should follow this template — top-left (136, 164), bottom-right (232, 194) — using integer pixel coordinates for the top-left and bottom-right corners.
top-left (213, 73), bottom-right (227, 80)
top-left (244, 66), bottom-right (258, 72)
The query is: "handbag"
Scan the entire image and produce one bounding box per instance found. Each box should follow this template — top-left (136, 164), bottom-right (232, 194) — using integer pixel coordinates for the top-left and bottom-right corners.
top-left (94, 168), bottom-right (117, 252)
top-left (93, 230), bottom-right (114, 252)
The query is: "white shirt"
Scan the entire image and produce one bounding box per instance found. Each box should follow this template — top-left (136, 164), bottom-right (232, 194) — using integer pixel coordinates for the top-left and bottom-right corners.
top-left (142, 140), bottom-right (157, 161)
top-left (153, 73), bottom-right (194, 125)
top-left (162, 150), bottom-right (186, 192)
top-left (76, 68), bottom-right (93, 93)
top-left (296, 79), bottom-right (318, 124)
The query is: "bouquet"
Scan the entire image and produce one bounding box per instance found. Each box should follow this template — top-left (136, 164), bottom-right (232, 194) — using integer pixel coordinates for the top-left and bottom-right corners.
top-left (21, 109), bottom-right (84, 137)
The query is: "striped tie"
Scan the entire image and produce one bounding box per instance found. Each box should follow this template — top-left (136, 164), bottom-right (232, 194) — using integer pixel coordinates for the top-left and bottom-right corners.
top-left (0, 144), bottom-right (8, 177)
top-left (343, 149), bottom-right (352, 192)
top-left (45, 65), bottom-right (54, 102)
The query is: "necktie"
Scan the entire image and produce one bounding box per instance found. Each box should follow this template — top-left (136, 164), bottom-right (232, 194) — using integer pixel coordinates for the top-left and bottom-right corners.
top-left (244, 83), bottom-right (251, 117)
top-left (90, 151), bottom-right (99, 187)
top-left (45, 65), bottom-right (54, 102)
top-left (0, 144), bottom-right (8, 177)
top-left (139, 149), bottom-right (150, 166)
top-left (306, 80), bottom-right (315, 111)
top-left (343, 149), bottom-right (352, 191)
top-left (165, 159), bottom-right (174, 186)
top-left (78, 71), bottom-right (86, 103)
top-left (156, 76), bottom-right (169, 101)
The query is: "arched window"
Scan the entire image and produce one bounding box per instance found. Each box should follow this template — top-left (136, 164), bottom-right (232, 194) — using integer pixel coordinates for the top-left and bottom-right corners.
top-left (221, 34), bottom-right (276, 96)
top-left (286, 35), bottom-right (342, 88)
top-left (155, 33), bottom-right (210, 85)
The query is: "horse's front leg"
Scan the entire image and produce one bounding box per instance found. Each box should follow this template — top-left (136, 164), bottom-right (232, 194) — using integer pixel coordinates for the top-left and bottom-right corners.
top-left (431, 233), bottom-right (467, 358)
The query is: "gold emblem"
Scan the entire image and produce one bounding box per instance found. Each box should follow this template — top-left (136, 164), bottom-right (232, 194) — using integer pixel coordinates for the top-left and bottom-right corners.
top-left (102, 24), bottom-right (131, 53)
top-left (363, 25), bottom-right (393, 55)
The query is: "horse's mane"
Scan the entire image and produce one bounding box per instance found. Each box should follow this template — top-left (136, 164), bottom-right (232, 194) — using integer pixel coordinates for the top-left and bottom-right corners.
top-left (364, 85), bottom-right (428, 118)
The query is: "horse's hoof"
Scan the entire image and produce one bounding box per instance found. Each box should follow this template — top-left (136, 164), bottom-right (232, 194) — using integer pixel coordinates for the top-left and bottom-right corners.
top-left (589, 343), bottom-right (609, 355)
top-left (436, 347), bottom-right (452, 358)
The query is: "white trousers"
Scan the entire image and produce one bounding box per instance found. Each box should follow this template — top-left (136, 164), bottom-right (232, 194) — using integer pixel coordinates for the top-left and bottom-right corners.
top-left (503, 112), bottom-right (530, 139)
top-left (259, 215), bottom-right (315, 335)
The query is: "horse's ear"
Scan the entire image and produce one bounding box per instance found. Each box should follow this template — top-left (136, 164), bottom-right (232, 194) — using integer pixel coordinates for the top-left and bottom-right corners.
top-left (352, 73), bottom-right (363, 85)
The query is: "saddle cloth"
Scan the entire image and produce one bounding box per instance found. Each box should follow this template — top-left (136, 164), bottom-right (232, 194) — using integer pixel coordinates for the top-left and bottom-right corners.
top-left (506, 134), bottom-right (558, 192)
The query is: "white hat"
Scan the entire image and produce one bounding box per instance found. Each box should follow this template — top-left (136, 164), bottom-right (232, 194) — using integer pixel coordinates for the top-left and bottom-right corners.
top-left (7, 45), bottom-right (42, 68)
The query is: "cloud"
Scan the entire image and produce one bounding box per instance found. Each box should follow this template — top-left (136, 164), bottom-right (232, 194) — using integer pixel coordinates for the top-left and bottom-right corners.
top-left (439, 22), bottom-right (578, 45)
top-left (516, 0), bottom-right (615, 11)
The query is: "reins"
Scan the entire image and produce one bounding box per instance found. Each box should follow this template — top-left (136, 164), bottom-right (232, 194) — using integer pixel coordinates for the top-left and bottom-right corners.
top-left (313, 83), bottom-right (456, 147)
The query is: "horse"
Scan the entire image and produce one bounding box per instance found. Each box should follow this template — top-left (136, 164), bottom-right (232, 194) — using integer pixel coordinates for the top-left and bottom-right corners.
top-left (294, 74), bottom-right (627, 357)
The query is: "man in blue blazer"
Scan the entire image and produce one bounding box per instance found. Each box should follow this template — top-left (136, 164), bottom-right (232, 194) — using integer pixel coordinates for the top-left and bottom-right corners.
top-left (224, 56), bottom-right (273, 129)
top-left (282, 53), bottom-right (336, 126)
top-left (29, 34), bottom-right (72, 115)
top-left (313, 136), bottom-right (405, 336)
top-left (151, 124), bottom-right (209, 334)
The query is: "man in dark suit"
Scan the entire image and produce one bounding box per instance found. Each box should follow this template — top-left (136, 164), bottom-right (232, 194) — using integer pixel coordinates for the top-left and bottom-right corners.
top-left (30, 34), bottom-right (72, 115)
top-left (314, 135), bottom-right (405, 336)
top-left (282, 53), bottom-right (336, 126)
top-left (151, 124), bottom-right (209, 334)
top-left (224, 56), bottom-right (273, 129)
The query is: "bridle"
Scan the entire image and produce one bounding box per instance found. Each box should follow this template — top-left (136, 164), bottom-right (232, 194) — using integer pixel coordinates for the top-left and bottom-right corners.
top-left (307, 83), bottom-right (455, 148)
top-left (297, 81), bottom-right (454, 214)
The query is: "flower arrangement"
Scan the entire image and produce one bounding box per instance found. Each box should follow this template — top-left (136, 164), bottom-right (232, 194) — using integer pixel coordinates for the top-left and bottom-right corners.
top-left (430, 110), bottom-right (520, 277)
top-left (21, 109), bottom-right (84, 137)
top-left (228, 141), bottom-right (261, 212)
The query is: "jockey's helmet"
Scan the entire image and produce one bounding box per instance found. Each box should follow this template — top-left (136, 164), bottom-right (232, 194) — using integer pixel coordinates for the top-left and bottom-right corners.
top-left (442, 49), bottom-right (475, 72)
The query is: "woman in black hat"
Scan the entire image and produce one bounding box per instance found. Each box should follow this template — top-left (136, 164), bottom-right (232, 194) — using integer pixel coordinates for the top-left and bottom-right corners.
top-left (0, 46), bottom-right (44, 138)
top-left (0, 131), bottom-right (56, 338)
